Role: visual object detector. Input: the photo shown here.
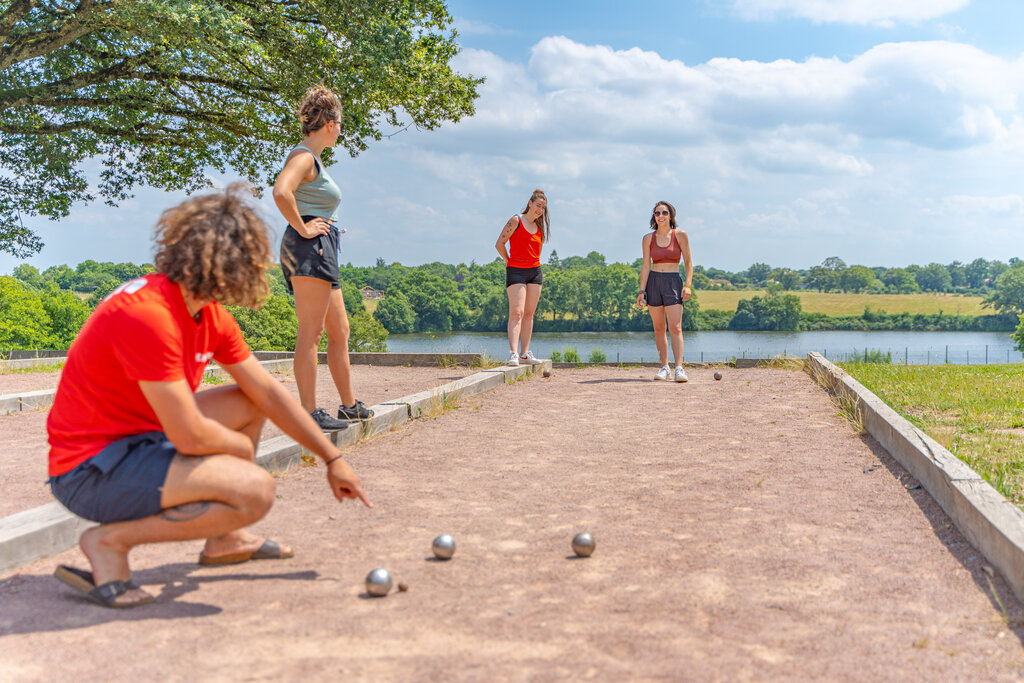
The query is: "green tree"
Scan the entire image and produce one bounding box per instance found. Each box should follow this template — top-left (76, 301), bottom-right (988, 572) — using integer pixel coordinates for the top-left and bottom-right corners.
top-left (1013, 315), bottom-right (1024, 354)
top-left (804, 265), bottom-right (837, 292)
top-left (0, 0), bottom-right (480, 257)
top-left (227, 294), bottom-right (298, 351)
top-left (41, 286), bottom-right (90, 348)
top-left (12, 263), bottom-right (44, 289)
top-left (746, 262), bottom-right (772, 284)
top-left (772, 268), bottom-right (801, 291)
top-left (965, 258), bottom-right (992, 289)
top-left (881, 268), bottom-right (919, 293)
top-left (347, 311), bottom-right (388, 352)
top-left (340, 281), bottom-right (366, 316)
top-left (984, 264), bottom-right (1024, 318)
top-left (729, 294), bottom-right (801, 331)
top-left (395, 270), bottom-right (467, 332)
top-left (0, 276), bottom-right (51, 348)
top-left (915, 263), bottom-right (953, 292)
top-left (547, 249), bottom-right (560, 268)
top-left (839, 265), bottom-right (875, 293)
top-left (373, 290), bottom-right (416, 334)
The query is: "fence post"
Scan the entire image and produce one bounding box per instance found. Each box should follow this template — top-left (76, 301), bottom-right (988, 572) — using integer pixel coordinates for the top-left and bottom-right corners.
top-left (945, 345), bottom-right (948, 364)
top-left (986, 345), bottom-right (988, 364)
top-left (905, 346), bottom-right (908, 365)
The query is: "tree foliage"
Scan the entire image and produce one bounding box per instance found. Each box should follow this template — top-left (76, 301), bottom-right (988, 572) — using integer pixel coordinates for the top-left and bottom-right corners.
top-left (985, 264), bottom-right (1024, 318)
top-left (0, 0), bottom-right (480, 256)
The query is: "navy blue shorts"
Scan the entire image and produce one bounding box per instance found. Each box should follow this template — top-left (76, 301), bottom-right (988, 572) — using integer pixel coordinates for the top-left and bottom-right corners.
top-left (645, 271), bottom-right (684, 307)
top-left (49, 431), bottom-right (176, 524)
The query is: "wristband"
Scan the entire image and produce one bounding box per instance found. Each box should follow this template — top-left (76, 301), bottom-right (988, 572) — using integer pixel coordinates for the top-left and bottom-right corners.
top-left (324, 454), bottom-right (344, 466)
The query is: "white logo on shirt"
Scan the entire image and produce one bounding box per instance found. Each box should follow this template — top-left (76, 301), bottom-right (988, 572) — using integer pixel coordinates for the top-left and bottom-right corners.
top-left (103, 277), bottom-right (148, 302)
top-left (195, 352), bottom-right (214, 363)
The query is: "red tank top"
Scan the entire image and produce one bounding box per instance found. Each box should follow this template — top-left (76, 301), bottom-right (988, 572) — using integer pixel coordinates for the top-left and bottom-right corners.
top-left (507, 216), bottom-right (543, 268)
top-left (650, 230), bottom-right (681, 265)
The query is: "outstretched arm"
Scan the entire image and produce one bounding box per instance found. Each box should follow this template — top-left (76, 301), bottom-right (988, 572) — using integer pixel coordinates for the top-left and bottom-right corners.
top-left (495, 215), bottom-right (518, 264)
top-left (222, 356), bottom-right (371, 507)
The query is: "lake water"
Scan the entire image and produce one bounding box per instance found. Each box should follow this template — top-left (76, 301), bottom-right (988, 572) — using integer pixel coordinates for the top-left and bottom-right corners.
top-left (386, 330), bottom-right (1023, 365)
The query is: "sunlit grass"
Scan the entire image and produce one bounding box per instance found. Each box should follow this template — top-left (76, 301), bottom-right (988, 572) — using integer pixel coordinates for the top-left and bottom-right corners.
top-left (0, 361), bottom-right (65, 375)
top-left (839, 362), bottom-right (1024, 506)
top-left (700, 290), bottom-right (988, 316)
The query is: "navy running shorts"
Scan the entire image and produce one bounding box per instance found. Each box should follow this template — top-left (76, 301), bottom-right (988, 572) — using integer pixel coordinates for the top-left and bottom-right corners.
top-left (644, 270), bottom-right (684, 307)
top-left (49, 431), bottom-right (177, 524)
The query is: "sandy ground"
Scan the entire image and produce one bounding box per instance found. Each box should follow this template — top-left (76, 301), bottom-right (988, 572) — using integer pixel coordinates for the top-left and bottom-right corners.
top-left (2, 366), bottom-right (1024, 681)
top-left (0, 364), bottom-right (474, 517)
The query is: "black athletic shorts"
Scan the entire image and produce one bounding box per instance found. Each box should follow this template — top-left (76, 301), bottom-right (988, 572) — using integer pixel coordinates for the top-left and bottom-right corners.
top-left (280, 215), bottom-right (340, 293)
top-left (506, 266), bottom-right (543, 287)
top-left (644, 270), bottom-right (684, 307)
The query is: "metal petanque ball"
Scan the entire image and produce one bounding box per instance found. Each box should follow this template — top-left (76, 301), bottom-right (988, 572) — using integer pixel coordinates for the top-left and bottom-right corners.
top-left (543, 369), bottom-right (551, 378)
top-left (571, 532), bottom-right (596, 558)
top-left (714, 372), bottom-right (723, 381)
top-left (365, 568), bottom-right (393, 597)
top-left (432, 534), bottom-right (456, 560)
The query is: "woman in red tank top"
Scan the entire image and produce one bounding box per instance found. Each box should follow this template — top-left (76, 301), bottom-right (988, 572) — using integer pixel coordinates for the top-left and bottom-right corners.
top-left (495, 189), bottom-right (549, 367)
top-left (637, 201), bottom-right (693, 382)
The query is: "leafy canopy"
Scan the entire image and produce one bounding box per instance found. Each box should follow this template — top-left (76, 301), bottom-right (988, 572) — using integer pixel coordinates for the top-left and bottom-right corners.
top-left (0, 0), bottom-right (480, 256)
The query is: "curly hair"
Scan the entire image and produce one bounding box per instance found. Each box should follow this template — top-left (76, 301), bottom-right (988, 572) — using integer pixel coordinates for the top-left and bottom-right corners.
top-left (299, 85), bottom-right (342, 137)
top-left (153, 183), bottom-right (271, 308)
top-left (649, 201), bottom-right (678, 230)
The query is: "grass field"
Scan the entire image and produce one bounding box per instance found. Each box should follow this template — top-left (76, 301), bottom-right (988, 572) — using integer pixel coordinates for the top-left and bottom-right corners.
top-left (839, 362), bottom-right (1024, 507)
top-left (699, 290), bottom-right (988, 316)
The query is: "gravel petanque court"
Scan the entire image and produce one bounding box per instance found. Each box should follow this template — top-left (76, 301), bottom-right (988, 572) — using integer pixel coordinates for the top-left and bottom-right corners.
top-left (2, 365), bottom-right (1024, 680)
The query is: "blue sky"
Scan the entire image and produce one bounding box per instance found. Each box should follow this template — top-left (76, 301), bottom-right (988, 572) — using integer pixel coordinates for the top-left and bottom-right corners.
top-left (4, 0), bottom-right (1023, 274)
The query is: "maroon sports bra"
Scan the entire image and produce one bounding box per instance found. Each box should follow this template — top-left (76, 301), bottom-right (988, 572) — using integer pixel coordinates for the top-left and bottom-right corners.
top-left (650, 230), bottom-right (681, 265)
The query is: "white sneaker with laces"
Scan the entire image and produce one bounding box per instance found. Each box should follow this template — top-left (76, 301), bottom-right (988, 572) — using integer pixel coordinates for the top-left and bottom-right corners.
top-left (521, 350), bottom-right (542, 365)
top-left (654, 365), bottom-right (671, 381)
top-left (674, 366), bottom-right (689, 383)
top-left (508, 350), bottom-right (520, 367)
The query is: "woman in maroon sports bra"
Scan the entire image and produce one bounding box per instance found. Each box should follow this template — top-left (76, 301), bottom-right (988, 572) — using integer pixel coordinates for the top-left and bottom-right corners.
top-left (495, 189), bottom-right (549, 367)
top-left (636, 201), bottom-right (693, 382)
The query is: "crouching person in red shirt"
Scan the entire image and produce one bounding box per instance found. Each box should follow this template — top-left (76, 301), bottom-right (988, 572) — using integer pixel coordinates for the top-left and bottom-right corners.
top-left (47, 183), bottom-right (370, 608)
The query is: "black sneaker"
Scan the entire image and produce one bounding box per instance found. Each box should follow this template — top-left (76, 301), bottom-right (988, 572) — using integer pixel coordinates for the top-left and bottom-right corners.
top-left (337, 400), bottom-right (374, 422)
top-left (311, 408), bottom-right (349, 432)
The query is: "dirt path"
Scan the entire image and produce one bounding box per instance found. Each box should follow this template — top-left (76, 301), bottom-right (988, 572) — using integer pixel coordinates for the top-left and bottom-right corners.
top-left (2, 366), bottom-right (1023, 680)
top-left (0, 364), bottom-right (474, 517)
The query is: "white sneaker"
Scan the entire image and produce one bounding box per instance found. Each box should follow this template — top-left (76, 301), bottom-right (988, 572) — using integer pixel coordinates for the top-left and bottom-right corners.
top-left (674, 366), bottom-right (689, 383)
top-left (508, 350), bottom-right (520, 367)
top-left (654, 365), bottom-right (671, 381)
top-left (521, 350), bottom-right (542, 365)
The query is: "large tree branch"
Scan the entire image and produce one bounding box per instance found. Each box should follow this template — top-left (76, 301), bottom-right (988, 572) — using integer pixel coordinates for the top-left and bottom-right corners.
top-left (0, 0), bottom-right (114, 70)
top-left (0, 0), bottom-right (37, 42)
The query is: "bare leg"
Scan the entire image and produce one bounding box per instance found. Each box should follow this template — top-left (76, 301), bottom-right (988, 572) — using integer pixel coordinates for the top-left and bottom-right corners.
top-left (193, 385), bottom-right (283, 559)
top-left (648, 305), bottom-right (668, 367)
top-left (79, 454), bottom-right (276, 605)
top-left (506, 284), bottom-right (527, 354)
top-left (323, 287), bottom-right (356, 407)
top-left (519, 283), bottom-right (542, 355)
top-left (665, 304), bottom-right (684, 366)
top-left (290, 276), bottom-right (332, 412)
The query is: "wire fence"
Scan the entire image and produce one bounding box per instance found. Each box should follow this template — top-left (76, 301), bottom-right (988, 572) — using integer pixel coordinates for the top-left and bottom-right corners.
top-left (670, 345), bottom-right (1024, 365)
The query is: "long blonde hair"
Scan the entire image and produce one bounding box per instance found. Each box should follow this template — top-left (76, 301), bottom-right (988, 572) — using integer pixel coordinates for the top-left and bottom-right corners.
top-left (520, 189), bottom-right (550, 243)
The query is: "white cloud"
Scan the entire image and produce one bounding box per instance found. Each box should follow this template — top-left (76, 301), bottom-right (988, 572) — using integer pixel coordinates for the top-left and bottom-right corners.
top-left (940, 194), bottom-right (1024, 214)
top-left (730, 0), bottom-right (971, 26)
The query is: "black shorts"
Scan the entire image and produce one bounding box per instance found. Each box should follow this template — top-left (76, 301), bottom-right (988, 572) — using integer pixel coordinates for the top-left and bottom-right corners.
top-left (49, 431), bottom-right (176, 524)
top-left (645, 271), bottom-right (684, 307)
top-left (506, 266), bottom-right (543, 288)
top-left (280, 215), bottom-right (340, 293)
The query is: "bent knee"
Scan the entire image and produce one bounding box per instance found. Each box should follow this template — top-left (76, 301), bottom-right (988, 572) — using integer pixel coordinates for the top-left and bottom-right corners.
top-left (236, 469), bottom-right (275, 517)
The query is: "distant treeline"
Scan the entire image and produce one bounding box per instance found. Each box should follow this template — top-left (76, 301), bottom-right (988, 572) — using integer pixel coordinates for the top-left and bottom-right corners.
top-left (3, 253), bottom-right (1024, 353)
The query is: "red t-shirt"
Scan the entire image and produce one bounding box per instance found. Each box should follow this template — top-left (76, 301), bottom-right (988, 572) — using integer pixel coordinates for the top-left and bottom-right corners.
top-left (47, 273), bottom-right (251, 476)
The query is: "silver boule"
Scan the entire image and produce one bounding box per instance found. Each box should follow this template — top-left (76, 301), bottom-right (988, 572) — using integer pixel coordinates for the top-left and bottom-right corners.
top-left (432, 534), bottom-right (456, 560)
top-left (571, 532), bottom-right (595, 557)
top-left (543, 369), bottom-right (551, 378)
top-left (714, 371), bottom-right (723, 381)
top-left (365, 568), bottom-right (392, 597)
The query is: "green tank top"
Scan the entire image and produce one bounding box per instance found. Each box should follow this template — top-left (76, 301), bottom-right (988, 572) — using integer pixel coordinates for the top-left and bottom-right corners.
top-left (290, 145), bottom-right (341, 221)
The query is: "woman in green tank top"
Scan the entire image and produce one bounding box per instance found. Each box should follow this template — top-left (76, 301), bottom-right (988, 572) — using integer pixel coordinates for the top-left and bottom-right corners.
top-left (273, 86), bottom-right (372, 432)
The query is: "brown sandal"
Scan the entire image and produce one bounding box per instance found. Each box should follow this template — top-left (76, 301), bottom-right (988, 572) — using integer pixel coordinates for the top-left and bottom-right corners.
top-left (198, 539), bottom-right (294, 566)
